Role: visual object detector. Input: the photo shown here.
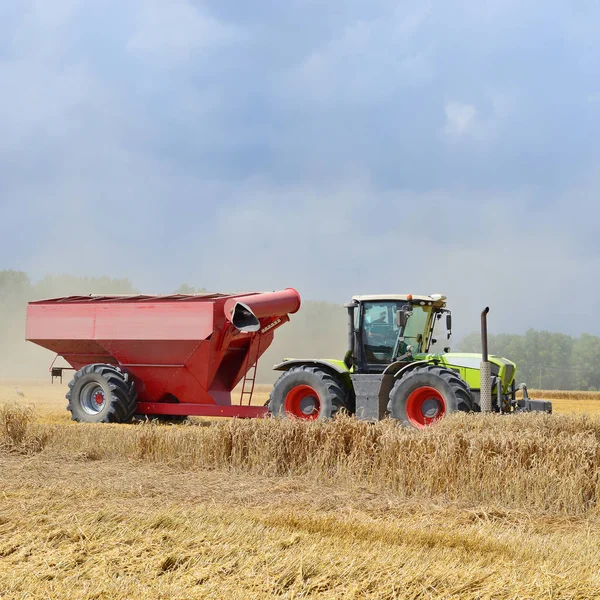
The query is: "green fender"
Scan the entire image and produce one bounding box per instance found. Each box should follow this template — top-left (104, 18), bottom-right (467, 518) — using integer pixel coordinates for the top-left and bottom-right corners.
top-left (382, 360), bottom-right (431, 379)
top-left (273, 358), bottom-right (350, 374)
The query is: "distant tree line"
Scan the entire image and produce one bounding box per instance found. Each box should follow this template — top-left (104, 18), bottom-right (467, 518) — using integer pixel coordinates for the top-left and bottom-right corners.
top-left (1, 269), bottom-right (598, 389)
top-left (458, 330), bottom-right (600, 390)
top-left (0, 270), bottom-right (140, 377)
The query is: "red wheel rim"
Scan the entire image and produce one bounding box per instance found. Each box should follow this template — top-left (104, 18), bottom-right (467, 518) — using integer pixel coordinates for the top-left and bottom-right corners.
top-left (94, 391), bottom-right (105, 406)
top-left (284, 385), bottom-right (321, 420)
top-left (405, 386), bottom-right (446, 428)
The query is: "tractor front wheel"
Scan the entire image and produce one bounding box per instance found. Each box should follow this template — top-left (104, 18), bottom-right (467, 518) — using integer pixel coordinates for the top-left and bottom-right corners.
top-left (268, 366), bottom-right (348, 420)
top-left (66, 364), bottom-right (137, 424)
top-left (388, 366), bottom-right (472, 428)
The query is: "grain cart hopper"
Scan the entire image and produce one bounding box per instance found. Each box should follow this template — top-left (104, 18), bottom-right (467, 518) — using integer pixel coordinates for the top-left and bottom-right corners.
top-left (269, 294), bottom-right (552, 426)
top-left (26, 289), bottom-right (301, 423)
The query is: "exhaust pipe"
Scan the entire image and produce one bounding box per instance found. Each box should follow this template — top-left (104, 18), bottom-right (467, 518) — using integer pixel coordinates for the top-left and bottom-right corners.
top-left (224, 288), bottom-right (302, 333)
top-left (480, 307), bottom-right (492, 413)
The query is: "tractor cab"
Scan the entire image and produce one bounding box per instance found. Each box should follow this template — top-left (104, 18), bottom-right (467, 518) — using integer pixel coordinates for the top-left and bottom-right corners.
top-left (346, 294), bottom-right (451, 374)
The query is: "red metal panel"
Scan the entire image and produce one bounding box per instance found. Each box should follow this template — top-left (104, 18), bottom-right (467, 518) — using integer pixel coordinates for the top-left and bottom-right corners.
top-left (126, 366), bottom-right (215, 404)
top-left (94, 302), bottom-right (214, 341)
top-left (27, 303), bottom-right (97, 340)
top-left (136, 402), bottom-right (268, 418)
top-left (62, 353), bottom-right (117, 371)
top-left (27, 299), bottom-right (215, 341)
top-left (26, 339), bottom-right (108, 357)
top-left (181, 342), bottom-right (215, 391)
top-left (102, 340), bottom-right (203, 367)
top-left (28, 293), bottom-right (227, 304)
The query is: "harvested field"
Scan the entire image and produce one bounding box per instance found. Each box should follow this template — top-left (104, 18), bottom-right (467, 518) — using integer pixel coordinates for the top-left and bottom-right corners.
top-left (3, 381), bottom-right (600, 599)
top-left (530, 389), bottom-right (600, 401)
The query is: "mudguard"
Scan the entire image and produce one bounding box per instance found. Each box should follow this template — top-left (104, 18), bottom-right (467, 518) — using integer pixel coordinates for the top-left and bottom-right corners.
top-left (273, 359), bottom-right (349, 374)
top-left (383, 360), bottom-right (431, 379)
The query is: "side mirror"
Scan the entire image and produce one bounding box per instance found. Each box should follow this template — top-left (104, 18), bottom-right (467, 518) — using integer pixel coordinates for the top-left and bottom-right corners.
top-left (446, 314), bottom-right (452, 331)
top-left (396, 310), bottom-right (407, 329)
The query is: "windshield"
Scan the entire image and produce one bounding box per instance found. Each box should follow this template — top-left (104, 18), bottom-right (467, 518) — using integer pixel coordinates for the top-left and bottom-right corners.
top-left (362, 302), bottom-right (430, 364)
top-left (403, 307), bottom-right (428, 348)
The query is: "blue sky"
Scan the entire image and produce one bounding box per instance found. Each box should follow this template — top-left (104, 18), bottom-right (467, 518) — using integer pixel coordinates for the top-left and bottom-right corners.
top-left (1, 1), bottom-right (599, 337)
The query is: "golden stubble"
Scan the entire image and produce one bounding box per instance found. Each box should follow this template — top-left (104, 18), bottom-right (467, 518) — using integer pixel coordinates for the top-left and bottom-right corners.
top-left (2, 381), bottom-right (600, 598)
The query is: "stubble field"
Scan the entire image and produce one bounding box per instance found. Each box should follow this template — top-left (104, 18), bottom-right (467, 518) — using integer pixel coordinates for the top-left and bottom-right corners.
top-left (2, 381), bottom-right (600, 599)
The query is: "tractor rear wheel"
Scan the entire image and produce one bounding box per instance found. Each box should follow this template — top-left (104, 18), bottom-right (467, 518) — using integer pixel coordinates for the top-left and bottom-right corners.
top-left (269, 366), bottom-right (349, 420)
top-left (66, 364), bottom-right (137, 423)
top-left (388, 365), bottom-right (473, 428)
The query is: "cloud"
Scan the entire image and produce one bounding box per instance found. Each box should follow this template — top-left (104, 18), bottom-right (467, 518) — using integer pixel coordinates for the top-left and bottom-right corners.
top-left (127, 0), bottom-right (239, 62)
top-left (443, 103), bottom-right (477, 138)
top-left (276, 4), bottom-right (434, 108)
top-left (1, 0), bottom-right (600, 342)
top-left (155, 174), bottom-right (598, 338)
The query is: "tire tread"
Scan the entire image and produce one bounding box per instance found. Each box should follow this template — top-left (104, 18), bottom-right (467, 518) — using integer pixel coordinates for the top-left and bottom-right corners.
top-left (66, 363), bottom-right (137, 424)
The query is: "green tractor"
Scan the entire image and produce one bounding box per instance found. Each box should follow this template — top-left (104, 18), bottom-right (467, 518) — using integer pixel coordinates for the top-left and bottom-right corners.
top-left (269, 294), bottom-right (552, 427)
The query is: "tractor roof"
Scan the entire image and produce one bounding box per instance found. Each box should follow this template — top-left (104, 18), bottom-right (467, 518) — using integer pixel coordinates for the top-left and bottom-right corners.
top-left (352, 294), bottom-right (447, 306)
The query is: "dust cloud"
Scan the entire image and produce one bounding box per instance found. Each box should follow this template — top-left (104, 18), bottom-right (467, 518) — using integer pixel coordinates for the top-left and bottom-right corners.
top-left (258, 301), bottom-right (347, 383)
top-left (0, 272), bottom-right (138, 379)
top-left (0, 271), bottom-right (348, 382)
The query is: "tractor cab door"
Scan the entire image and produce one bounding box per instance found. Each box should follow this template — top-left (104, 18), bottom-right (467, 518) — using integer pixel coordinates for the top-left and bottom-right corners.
top-left (359, 302), bottom-right (406, 372)
top-left (358, 301), bottom-right (429, 373)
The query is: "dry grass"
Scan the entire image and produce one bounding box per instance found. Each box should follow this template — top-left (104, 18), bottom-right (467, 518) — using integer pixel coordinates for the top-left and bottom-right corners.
top-left (4, 381), bottom-right (600, 598)
top-left (529, 389), bottom-right (600, 401)
top-left (3, 410), bottom-right (600, 514)
top-left (3, 455), bottom-right (600, 599)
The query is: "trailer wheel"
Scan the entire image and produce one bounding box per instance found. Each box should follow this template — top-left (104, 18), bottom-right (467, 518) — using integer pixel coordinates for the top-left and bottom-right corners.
top-left (66, 364), bottom-right (137, 424)
top-left (387, 366), bottom-right (473, 428)
top-left (268, 366), bottom-right (349, 420)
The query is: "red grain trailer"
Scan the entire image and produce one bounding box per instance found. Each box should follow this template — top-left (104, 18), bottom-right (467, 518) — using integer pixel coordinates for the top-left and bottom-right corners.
top-left (26, 288), bottom-right (301, 423)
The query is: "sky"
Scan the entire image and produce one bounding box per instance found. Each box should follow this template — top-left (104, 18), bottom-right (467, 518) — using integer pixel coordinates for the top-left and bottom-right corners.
top-left (1, 0), bottom-right (600, 339)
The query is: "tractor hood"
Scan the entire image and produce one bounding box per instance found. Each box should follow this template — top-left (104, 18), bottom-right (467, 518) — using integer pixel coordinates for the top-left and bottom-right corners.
top-left (414, 352), bottom-right (516, 393)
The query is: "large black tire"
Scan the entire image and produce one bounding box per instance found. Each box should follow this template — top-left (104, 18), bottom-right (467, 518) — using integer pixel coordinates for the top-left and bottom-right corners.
top-left (269, 366), bottom-right (349, 420)
top-left (66, 364), bottom-right (137, 424)
top-left (387, 365), bottom-right (474, 428)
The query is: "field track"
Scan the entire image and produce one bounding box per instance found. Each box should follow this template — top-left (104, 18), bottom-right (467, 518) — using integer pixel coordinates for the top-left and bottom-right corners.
top-left (3, 380), bottom-right (600, 599)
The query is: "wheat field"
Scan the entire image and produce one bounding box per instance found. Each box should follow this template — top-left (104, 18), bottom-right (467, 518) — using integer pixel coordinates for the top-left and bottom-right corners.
top-left (3, 380), bottom-right (600, 599)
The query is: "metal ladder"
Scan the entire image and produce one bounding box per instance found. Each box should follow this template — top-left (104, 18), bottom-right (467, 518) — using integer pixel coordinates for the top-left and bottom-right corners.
top-left (239, 334), bottom-right (261, 406)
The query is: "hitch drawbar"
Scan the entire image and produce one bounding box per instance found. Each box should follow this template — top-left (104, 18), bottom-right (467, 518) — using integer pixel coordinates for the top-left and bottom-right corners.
top-left (516, 384), bottom-right (552, 413)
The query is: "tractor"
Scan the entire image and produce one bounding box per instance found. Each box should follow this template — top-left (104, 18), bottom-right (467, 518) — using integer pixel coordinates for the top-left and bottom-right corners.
top-left (268, 294), bottom-right (552, 427)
